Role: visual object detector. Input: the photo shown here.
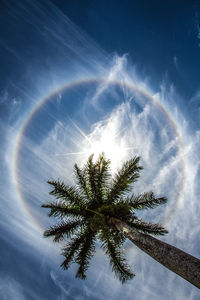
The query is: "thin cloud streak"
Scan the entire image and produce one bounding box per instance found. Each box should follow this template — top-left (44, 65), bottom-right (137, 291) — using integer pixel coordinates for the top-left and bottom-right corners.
top-left (1, 1), bottom-right (200, 299)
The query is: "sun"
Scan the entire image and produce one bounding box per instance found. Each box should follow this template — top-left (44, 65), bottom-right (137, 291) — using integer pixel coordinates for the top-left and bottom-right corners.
top-left (55, 118), bottom-right (134, 173)
top-left (72, 119), bottom-right (134, 173)
top-left (88, 131), bottom-right (132, 172)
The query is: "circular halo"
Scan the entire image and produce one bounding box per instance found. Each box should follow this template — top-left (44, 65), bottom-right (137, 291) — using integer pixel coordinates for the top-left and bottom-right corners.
top-left (13, 78), bottom-right (187, 232)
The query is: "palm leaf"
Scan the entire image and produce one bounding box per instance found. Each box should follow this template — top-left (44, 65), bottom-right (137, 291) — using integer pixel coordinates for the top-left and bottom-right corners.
top-left (41, 202), bottom-right (85, 219)
top-left (86, 154), bottom-right (97, 193)
top-left (107, 227), bottom-right (126, 248)
top-left (43, 220), bottom-right (83, 242)
top-left (74, 164), bottom-right (92, 201)
top-left (89, 153), bottom-right (111, 205)
top-left (100, 228), bottom-right (134, 283)
top-left (61, 226), bottom-right (95, 271)
top-left (108, 156), bottom-right (143, 204)
top-left (129, 192), bottom-right (167, 210)
top-left (96, 153), bottom-right (111, 201)
top-left (48, 180), bottom-right (86, 207)
top-left (127, 219), bottom-right (168, 236)
top-left (61, 236), bottom-right (84, 270)
top-left (75, 227), bottom-right (96, 279)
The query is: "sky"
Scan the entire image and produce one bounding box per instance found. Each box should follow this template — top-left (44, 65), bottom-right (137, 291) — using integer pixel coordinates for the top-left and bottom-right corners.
top-left (0, 0), bottom-right (200, 299)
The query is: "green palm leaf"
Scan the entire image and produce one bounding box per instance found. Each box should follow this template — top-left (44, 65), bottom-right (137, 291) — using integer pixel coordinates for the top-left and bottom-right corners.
top-left (41, 202), bottom-right (85, 219)
top-left (61, 226), bottom-right (94, 271)
top-left (100, 228), bottom-right (135, 283)
top-left (75, 228), bottom-right (96, 279)
top-left (48, 180), bottom-right (86, 207)
top-left (90, 153), bottom-right (111, 205)
top-left (108, 157), bottom-right (143, 204)
top-left (128, 192), bottom-right (167, 210)
top-left (43, 220), bottom-right (83, 242)
top-left (127, 219), bottom-right (168, 236)
top-left (74, 164), bottom-right (92, 201)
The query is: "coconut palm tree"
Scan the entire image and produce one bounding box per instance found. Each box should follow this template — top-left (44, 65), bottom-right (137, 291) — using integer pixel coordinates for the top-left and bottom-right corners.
top-left (42, 153), bottom-right (200, 288)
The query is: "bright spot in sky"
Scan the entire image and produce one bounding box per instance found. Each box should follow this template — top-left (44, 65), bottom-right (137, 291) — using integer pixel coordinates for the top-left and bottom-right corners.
top-left (82, 120), bottom-right (132, 172)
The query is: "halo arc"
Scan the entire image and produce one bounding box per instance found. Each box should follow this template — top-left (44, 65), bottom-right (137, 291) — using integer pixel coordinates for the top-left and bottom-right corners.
top-left (13, 77), bottom-right (187, 232)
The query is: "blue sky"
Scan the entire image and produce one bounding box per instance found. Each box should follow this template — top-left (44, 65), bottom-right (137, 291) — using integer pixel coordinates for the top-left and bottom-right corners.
top-left (0, 1), bottom-right (200, 299)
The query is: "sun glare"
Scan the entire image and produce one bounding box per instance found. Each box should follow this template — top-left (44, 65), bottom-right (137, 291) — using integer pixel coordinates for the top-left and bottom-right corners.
top-left (56, 119), bottom-right (134, 173)
top-left (88, 132), bottom-right (129, 172)
top-left (79, 120), bottom-right (134, 173)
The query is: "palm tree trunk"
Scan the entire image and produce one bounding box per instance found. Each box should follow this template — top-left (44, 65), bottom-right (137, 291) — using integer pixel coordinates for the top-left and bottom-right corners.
top-left (110, 217), bottom-right (200, 289)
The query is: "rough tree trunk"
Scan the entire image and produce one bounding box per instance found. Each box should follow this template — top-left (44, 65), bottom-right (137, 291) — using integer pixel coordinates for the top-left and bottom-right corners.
top-left (110, 218), bottom-right (200, 289)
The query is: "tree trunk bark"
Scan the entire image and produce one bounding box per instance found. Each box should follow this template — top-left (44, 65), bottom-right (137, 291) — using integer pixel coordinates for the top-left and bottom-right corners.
top-left (110, 217), bottom-right (200, 289)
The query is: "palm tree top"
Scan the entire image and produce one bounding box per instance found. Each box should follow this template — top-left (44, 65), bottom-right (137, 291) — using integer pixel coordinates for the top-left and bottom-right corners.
top-left (42, 153), bottom-right (167, 283)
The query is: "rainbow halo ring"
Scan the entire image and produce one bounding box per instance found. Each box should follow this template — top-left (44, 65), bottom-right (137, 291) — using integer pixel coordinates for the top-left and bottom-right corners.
top-left (13, 78), bottom-right (186, 232)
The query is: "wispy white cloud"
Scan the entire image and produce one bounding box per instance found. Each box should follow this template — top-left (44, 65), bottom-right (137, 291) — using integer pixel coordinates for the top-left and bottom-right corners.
top-left (190, 90), bottom-right (200, 104)
top-left (1, 1), bottom-right (200, 298)
top-left (0, 278), bottom-right (26, 300)
top-left (10, 54), bottom-right (200, 298)
top-left (4, 62), bottom-right (199, 300)
top-left (88, 55), bottom-right (128, 107)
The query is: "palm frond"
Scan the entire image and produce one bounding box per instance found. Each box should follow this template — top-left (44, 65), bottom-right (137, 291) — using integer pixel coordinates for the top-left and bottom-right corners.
top-left (108, 228), bottom-right (126, 248)
top-left (61, 236), bottom-right (84, 270)
top-left (129, 192), bottom-right (167, 210)
top-left (61, 227), bottom-right (95, 271)
top-left (90, 153), bottom-right (111, 205)
top-left (87, 154), bottom-right (96, 189)
top-left (48, 180), bottom-right (86, 207)
top-left (127, 219), bottom-right (168, 236)
top-left (74, 163), bottom-right (92, 201)
top-left (43, 220), bottom-right (83, 242)
top-left (41, 202), bottom-right (85, 219)
top-left (75, 228), bottom-right (96, 279)
top-left (100, 228), bottom-right (134, 283)
top-left (108, 156), bottom-right (143, 204)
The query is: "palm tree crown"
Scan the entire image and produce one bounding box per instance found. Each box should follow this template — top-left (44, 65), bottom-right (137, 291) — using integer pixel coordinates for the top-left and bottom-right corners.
top-left (42, 153), bottom-right (167, 283)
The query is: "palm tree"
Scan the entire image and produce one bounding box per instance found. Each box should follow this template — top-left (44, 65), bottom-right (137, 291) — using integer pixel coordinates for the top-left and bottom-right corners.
top-left (42, 153), bottom-right (200, 288)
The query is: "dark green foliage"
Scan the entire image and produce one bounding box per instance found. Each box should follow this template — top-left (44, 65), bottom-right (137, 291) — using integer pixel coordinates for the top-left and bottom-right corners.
top-left (75, 228), bottom-right (96, 279)
top-left (42, 153), bottom-right (168, 283)
top-left (43, 220), bottom-right (83, 242)
top-left (100, 227), bottom-right (134, 283)
top-left (41, 202), bottom-right (85, 218)
top-left (108, 157), bottom-right (143, 204)
top-left (126, 219), bottom-right (168, 236)
top-left (128, 192), bottom-right (167, 210)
